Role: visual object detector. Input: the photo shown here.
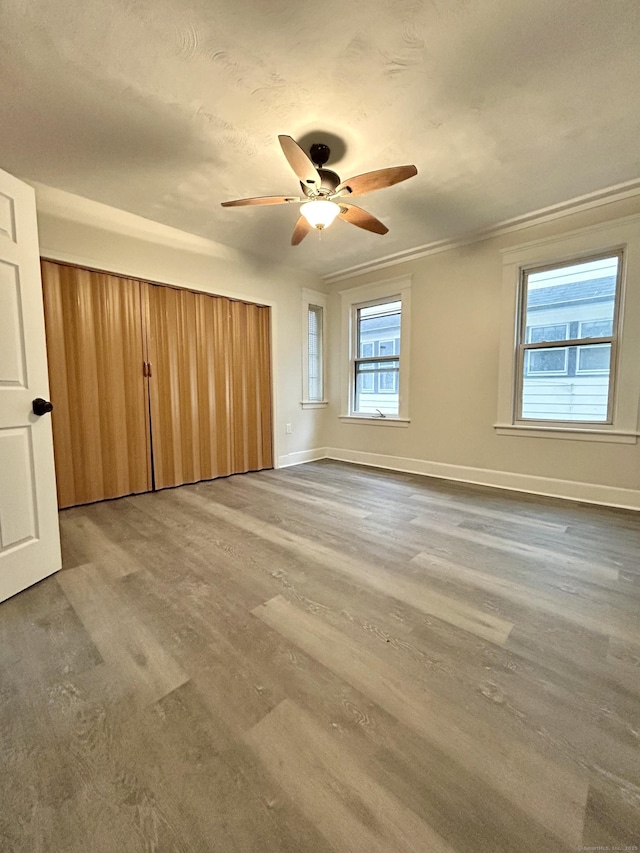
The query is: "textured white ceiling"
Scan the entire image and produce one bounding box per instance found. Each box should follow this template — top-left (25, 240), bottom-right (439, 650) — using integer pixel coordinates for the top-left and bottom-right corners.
top-left (1, 0), bottom-right (639, 276)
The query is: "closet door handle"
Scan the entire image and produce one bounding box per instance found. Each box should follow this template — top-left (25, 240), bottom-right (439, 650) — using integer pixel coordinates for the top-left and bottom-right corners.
top-left (32, 398), bottom-right (54, 416)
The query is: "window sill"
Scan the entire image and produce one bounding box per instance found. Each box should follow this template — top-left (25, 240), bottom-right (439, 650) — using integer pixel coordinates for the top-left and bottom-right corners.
top-left (339, 415), bottom-right (410, 428)
top-left (300, 400), bottom-right (329, 409)
top-left (494, 423), bottom-right (639, 444)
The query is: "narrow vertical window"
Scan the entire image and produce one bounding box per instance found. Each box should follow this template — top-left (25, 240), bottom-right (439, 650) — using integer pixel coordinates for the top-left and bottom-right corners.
top-left (307, 304), bottom-right (324, 402)
top-left (516, 252), bottom-right (622, 423)
top-left (301, 289), bottom-right (328, 408)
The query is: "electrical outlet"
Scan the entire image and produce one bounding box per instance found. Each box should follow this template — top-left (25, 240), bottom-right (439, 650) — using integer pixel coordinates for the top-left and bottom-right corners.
top-left (285, 423), bottom-right (292, 434)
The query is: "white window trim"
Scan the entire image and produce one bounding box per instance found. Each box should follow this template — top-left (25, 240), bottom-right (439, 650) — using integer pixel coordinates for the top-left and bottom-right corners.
top-left (301, 288), bottom-right (328, 409)
top-left (339, 275), bottom-right (412, 425)
top-left (495, 214), bottom-right (640, 443)
top-left (338, 415), bottom-right (410, 427)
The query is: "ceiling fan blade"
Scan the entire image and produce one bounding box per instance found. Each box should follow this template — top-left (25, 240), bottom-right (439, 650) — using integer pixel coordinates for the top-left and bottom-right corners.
top-left (279, 135), bottom-right (322, 191)
top-left (335, 165), bottom-right (417, 197)
top-left (291, 215), bottom-right (313, 245)
top-left (221, 195), bottom-right (300, 207)
top-left (338, 203), bottom-right (389, 235)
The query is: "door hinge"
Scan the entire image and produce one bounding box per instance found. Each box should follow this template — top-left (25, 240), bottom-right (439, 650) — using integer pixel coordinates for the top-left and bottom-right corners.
top-left (143, 361), bottom-right (153, 377)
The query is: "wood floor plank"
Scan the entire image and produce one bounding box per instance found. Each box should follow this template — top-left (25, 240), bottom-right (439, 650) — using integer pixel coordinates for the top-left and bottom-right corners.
top-left (245, 699), bottom-right (455, 853)
top-left (410, 513), bottom-right (621, 582)
top-left (231, 475), bottom-right (373, 519)
top-left (409, 490), bottom-right (570, 533)
top-left (253, 594), bottom-right (589, 847)
top-left (60, 514), bottom-right (145, 578)
top-left (56, 563), bottom-right (188, 707)
top-left (411, 551), bottom-right (640, 645)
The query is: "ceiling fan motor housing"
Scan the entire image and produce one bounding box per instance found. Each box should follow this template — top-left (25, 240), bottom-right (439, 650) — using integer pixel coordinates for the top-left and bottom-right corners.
top-left (303, 143), bottom-right (340, 194)
top-left (300, 167), bottom-right (341, 196)
top-left (318, 168), bottom-right (340, 191)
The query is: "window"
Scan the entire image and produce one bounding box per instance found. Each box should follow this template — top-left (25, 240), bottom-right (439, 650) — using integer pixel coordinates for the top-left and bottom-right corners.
top-left (307, 304), bottom-right (324, 401)
top-left (517, 253), bottom-right (621, 423)
top-left (496, 216), bottom-right (640, 443)
top-left (339, 275), bottom-right (411, 425)
top-left (354, 299), bottom-right (401, 415)
top-left (301, 289), bottom-right (328, 408)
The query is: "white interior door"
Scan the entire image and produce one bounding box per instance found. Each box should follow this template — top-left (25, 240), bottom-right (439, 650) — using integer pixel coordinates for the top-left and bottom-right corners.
top-left (0, 167), bottom-right (61, 602)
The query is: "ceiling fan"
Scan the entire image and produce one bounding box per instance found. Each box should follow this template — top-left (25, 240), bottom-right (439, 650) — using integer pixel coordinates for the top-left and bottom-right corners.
top-left (221, 135), bottom-right (418, 245)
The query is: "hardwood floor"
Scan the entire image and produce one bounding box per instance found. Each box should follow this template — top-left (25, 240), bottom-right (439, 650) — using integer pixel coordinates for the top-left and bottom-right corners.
top-left (1, 460), bottom-right (639, 852)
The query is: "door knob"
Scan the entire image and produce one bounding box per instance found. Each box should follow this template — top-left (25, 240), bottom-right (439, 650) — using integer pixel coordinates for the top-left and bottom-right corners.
top-left (32, 398), bottom-right (54, 416)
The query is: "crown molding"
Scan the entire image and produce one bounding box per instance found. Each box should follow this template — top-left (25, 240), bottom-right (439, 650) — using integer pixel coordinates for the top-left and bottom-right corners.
top-left (323, 177), bottom-right (640, 285)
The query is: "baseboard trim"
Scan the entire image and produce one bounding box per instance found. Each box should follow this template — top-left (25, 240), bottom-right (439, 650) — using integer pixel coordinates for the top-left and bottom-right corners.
top-left (318, 447), bottom-right (640, 511)
top-left (276, 446), bottom-right (640, 510)
top-left (277, 448), bottom-right (328, 468)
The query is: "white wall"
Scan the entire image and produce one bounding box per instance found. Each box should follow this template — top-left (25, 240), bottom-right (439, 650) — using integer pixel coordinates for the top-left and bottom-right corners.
top-left (323, 195), bottom-right (640, 509)
top-left (33, 184), bottom-right (327, 468)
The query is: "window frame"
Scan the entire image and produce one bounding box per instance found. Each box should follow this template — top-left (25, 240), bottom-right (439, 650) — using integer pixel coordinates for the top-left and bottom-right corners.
top-left (301, 288), bottom-right (328, 409)
top-left (339, 275), bottom-right (412, 426)
top-left (514, 250), bottom-right (623, 426)
top-left (495, 215), bottom-right (640, 444)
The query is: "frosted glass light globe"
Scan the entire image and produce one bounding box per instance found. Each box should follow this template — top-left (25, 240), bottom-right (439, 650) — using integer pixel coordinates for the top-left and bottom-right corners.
top-left (300, 200), bottom-right (341, 230)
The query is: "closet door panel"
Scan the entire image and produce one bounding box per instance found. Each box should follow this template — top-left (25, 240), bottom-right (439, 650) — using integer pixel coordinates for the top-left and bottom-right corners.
top-left (147, 284), bottom-right (200, 488)
top-left (256, 304), bottom-right (274, 467)
top-left (147, 284), bottom-right (273, 490)
top-left (228, 300), bottom-right (273, 473)
top-left (197, 293), bottom-right (232, 477)
top-left (41, 261), bottom-right (151, 508)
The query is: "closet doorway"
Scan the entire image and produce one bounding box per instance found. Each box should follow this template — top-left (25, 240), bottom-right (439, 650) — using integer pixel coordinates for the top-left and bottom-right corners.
top-left (41, 261), bottom-right (273, 509)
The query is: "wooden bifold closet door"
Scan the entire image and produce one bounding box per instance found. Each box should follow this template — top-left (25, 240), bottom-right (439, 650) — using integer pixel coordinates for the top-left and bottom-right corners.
top-left (145, 283), bottom-right (273, 489)
top-left (41, 261), bottom-right (152, 509)
top-left (41, 261), bottom-right (273, 508)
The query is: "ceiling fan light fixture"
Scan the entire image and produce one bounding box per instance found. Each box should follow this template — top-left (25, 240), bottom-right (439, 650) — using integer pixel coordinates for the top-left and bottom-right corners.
top-left (300, 199), bottom-right (341, 230)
